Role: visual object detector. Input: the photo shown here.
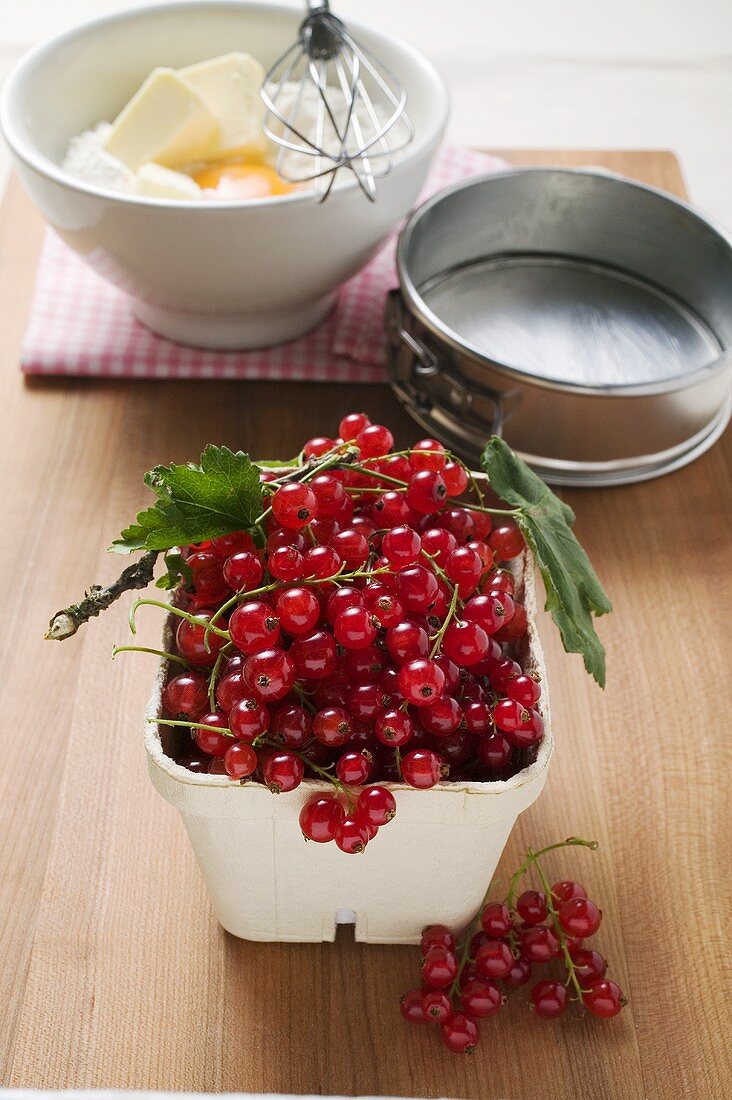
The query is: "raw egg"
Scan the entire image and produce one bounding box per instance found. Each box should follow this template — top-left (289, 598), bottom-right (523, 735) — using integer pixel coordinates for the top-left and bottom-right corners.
top-left (193, 159), bottom-right (294, 199)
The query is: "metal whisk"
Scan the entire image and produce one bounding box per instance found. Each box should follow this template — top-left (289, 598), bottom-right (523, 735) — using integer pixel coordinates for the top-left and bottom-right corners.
top-left (260, 1), bottom-right (413, 201)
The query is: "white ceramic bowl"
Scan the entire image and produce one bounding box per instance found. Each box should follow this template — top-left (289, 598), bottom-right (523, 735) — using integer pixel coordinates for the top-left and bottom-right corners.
top-left (0, 1), bottom-right (449, 349)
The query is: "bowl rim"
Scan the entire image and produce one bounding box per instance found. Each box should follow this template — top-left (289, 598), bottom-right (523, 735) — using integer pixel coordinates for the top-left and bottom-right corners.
top-left (0, 0), bottom-right (450, 212)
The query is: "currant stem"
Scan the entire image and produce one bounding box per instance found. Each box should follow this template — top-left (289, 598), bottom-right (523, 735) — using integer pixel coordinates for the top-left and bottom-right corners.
top-left (524, 847), bottom-right (590, 1003)
top-left (112, 644), bottom-right (190, 667)
top-left (151, 717), bottom-right (234, 737)
top-left (430, 583), bottom-right (460, 658)
top-left (130, 599), bottom-right (232, 642)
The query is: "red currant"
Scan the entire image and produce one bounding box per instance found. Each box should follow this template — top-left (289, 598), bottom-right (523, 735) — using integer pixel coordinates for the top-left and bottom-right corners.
top-left (339, 412), bottom-right (371, 440)
top-left (407, 470), bottom-right (448, 514)
top-left (276, 586), bottom-right (320, 635)
top-left (461, 976), bottom-right (505, 1018)
top-left (489, 520), bottom-right (525, 560)
top-left (175, 613), bottom-right (226, 668)
top-left (357, 785), bottom-right (396, 826)
top-left (516, 890), bottom-right (549, 926)
top-left (229, 600), bottom-right (281, 655)
top-left (401, 748), bottom-right (446, 788)
top-left (440, 1012), bottom-right (479, 1054)
top-left (421, 945), bottom-right (459, 989)
top-left (163, 672), bottom-right (209, 718)
top-left (558, 897), bottom-right (602, 938)
top-left (582, 979), bottom-right (625, 1018)
top-left (397, 659), bottom-right (445, 707)
top-left (224, 741), bottom-right (258, 780)
top-left (243, 648), bottom-right (296, 701)
top-left (299, 795), bottom-right (344, 842)
top-left (229, 696), bottom-right (269, 742)
top-left (475, 939), bottom-right (513, 980)
top-left (263, 751), bottom-right (304, 793)
top-left (481, 902), bottom-right (512, 937)
top-left (530, 980), bottom-right (568, 1019)
top-left (193, 712), bottom-right (230, 757)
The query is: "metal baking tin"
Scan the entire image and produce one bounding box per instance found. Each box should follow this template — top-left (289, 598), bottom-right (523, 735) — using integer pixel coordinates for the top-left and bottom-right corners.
top-left (388, 168), bottom-right (732, 486)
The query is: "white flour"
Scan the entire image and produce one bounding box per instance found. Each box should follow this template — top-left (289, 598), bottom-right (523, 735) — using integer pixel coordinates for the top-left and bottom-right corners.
top-left (63, 123), bottom-right (134, 191)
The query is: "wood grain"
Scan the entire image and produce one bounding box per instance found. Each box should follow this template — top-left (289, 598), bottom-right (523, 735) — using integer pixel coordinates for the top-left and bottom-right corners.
top-left (0, 151), bottom-right (729, 1100)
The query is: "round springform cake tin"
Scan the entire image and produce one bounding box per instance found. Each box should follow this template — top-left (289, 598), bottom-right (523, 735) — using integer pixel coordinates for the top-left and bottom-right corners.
top-left (387, 168), bottom-right (732, 486)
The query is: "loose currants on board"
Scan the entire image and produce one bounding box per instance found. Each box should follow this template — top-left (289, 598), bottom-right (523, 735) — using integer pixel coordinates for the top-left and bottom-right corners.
top-left (402, 839), bottom-right (626, 1053)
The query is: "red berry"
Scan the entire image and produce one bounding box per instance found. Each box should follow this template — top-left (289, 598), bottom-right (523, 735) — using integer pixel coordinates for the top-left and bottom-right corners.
top-left (336, 750), bottom-right (373, 785)
top-left (504, 956), bottom-right (533, 988)
top-left (441, 619), bottom-right (489, 667)
top-left (516, 890), bottom-right (549, 926)
top-left (263, 751), bottom-right (304, 793)
top-left (582, 979), bottom-right (625, 1018)
top-left (272, 704), bottom-right (311, 747)
top-left (421, 924), bottom-right (455, 952)
top-left (243, 648), bottom-right (296, 701)
top-left (224, 741), bottom-right (258, 780)
top-left (489, 520), bottom-right (525, 560)
top-left (356, 423), bottom-right (394, 457)
top-left (400, 988), bottom-right (428, 1025)
top-left (475, 939), bottom-right (513, 980)
top-left (223, 551), bottom-right (264, 592)
top-left (386, 621), bottom-right (429, 664)
top-left (401, 749), bottom-right (445, 788)
top-left (419, 695), bottom-right (462, 737)
top-left (347, 682), bottom-right (383, 722)
top-left (422, 989), bottom-right (452, 1021)
top-left (302, 545), bottom-right (342, 579)
top-left (229, 697), bottom-right (269, 742)
top-left (303, 435), bottom-right (335, 458)
top-left (229, 600), bottom-right (281, 655)
top-left (397, 659), bottom-right (446, 707)
top-left (186, 550), bottom-right (228, 602)
top-left (193, 712), bottom-right (231, 757)
top-left (461, 976), bottom-right (505, 1018)
top-left (382, 525), bottom-right (422, 567)
top-left (421, 945), bottom-right (459, 989)
top-left (210, 530), bottom-right (255, 559)
top-left (163, 672), bottom-right (209, 718)
top-left (299, 795), bottom-right (344, 842)
top-left (397, 565), bottom-right (440, 613)
top-left (477, 732), bottom-right (512, 770)
top-left (552, 880), bottom-right (588, 904)
top-left (333, 606), bottom-right (378, 650)
top-left (493, 698), bottom-right (532, 734)
top-left (571, 948), bottom-right (607, 984)
top-left (421, 526), bottom-right (457, 566)
top-left (407, 470), bottom-right (448, 514)
top-left (175, 613), bottom-right (226, 668)
top-left (507, 674), bottom-right (542, 708)
top-left (276, 586), bottom-right (320, 635)
top-left (373, 490), bottom-right (412, 527)
top-left (375, 709), bottom-right (413, 747)
top-left (313, 706), bottom-right (352, 747)
top-left (444, 546), bottom-right (482, 597)
top-left (531, 980), bottom-right (568, 1019)
top-left (464, 702), bottom-right (493, 736)
top-left (442, 461), bottom-right (469, 496)
top-left (558, 897), bottom-right (602, 938)
top-left (268, 544), bottom-right (304, 581)
top-left (481, 902), bottom-right (512, 937)
top-left (334, 815), bottom-right (370, 854)
top-left (339, 412), bottom-right (371, 440)
top-left (357, 785), bottom-right (396, 826)
top-left (272, 482), bottom-right (318, 530)
top-left (330, 528), bottom-right (369, 568)
top-left (289, 629), bottom-right (338, 679)
top-left (520, 925), bottom-right (560, 963)
top-left (440, 1012), bottom-right (479, 1054)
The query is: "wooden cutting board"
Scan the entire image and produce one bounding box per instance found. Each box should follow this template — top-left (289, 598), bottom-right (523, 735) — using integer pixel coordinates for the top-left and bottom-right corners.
top-left (0, 151), bottom-right (730, 1100)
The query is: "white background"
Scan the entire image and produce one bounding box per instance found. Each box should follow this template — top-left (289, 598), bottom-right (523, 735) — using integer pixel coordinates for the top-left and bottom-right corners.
top-left (0, 0), bottom-right (731, 223)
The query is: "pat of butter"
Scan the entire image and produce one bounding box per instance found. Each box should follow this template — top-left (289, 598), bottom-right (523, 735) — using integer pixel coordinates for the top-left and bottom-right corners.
top-left (129, 162), bottom-right (202, 200)
top-left (179, 52), bottom-right (267, 160)
top-left (104, 68), bottom-right (218, 170)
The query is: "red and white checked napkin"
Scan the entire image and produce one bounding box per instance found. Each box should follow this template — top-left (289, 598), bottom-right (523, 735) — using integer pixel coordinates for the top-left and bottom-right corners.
top-left (21, 146), bottom-right (506, 381)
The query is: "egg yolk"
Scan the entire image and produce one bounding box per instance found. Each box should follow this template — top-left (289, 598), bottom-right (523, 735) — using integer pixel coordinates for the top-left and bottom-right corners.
top-left (192, 160), bottom-right (294, 199)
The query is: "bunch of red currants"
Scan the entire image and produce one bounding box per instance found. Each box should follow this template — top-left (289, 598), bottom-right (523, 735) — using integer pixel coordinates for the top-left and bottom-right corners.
top-left (158, 413), bottom-right (544, 853)
top-left (401, 840), bottom-right (626, 1052)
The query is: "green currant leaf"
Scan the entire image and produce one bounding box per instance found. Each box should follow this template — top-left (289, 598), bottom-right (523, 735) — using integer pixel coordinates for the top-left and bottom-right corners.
top-left (155, 551), bottom-right (193, 591)
top-left (481, 437), bottom-right (612, 687)
top-left (111, 445), bottom-right (264, 553)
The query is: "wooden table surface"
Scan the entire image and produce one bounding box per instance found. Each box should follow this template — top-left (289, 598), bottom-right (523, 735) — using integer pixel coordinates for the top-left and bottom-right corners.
top-left (0, 150), bottom-right (730, 1100)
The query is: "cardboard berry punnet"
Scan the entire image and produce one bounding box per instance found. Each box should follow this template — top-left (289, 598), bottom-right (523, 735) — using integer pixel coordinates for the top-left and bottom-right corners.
top-left (146, 550), bottom-right (552, 944)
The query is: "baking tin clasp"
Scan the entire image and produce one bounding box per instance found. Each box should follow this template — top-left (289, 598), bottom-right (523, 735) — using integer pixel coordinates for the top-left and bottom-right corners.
top-left (386, 289), bottom-right (505, 438)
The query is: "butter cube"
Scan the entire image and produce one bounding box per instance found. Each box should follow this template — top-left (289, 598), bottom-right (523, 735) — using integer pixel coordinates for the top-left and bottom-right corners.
top-left (129, 162), bottom-right (202, 200)
top-left (104, 68), bottom-right (218, 170)
top-left (179, 52), bottom-right (267, 160)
